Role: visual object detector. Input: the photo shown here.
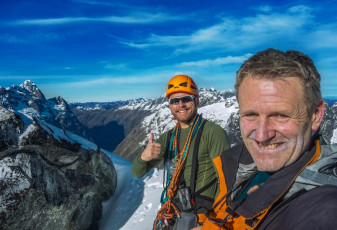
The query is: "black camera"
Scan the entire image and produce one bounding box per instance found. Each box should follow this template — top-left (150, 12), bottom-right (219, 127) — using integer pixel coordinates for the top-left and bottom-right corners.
top-left (177, 187), bottom-right (194, 211)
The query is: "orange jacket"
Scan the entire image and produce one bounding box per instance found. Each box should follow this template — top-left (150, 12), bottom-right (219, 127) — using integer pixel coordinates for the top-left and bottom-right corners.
top-left (202, 138), bottom-right (322, 230)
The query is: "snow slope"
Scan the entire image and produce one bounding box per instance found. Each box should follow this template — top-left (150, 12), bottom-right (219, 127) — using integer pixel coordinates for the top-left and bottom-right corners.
top-left (100, 152), bottom-right (162, 230)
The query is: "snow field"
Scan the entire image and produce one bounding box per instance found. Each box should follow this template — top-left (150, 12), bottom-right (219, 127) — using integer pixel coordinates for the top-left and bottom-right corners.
top-left (100, 153), bottom-right (163, 230)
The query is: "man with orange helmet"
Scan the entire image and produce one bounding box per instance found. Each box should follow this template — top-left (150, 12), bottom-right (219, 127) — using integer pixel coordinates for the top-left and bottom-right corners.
top-left (132, 75), bottom-right (230, 229)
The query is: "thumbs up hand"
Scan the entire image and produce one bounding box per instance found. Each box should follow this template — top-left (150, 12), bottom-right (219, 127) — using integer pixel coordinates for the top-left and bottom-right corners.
top-left (141, 133), bottom-right (162, 161)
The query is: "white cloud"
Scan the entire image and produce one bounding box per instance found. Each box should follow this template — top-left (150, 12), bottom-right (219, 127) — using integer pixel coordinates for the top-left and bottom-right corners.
top-left (121, 5), bottom-right (320, 54)
top-left (59, 74), bottom-right (167, 88)
top-left (305, 26), bottom-right (337, 49)
top-left (288, 5), bottom-right (313, 14)
top-left (0, 34), bottom-right (27, 44)
top-left (103, 63), bottom-right (127, 69)
top-left (240, 13), bottom-right (309, 33)
top-left (256, 5), bottom-right (273, 13)
top-left (179, 53), bottom-right (253, 67)
top-left (7, 12), bottom-right (184, 26)
top-left (11, 17), bottom-right (90, 26)
top-left (0, 32), bottom-right (60, 44)
top-left (118, 34), bottom-right (190, 49)
top-left (70, 0), bottom-right (118, 6)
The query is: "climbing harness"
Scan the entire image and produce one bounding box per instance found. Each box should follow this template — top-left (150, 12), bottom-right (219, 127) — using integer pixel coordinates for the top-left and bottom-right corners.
top-left (154, 114), bottom-right (202, 229)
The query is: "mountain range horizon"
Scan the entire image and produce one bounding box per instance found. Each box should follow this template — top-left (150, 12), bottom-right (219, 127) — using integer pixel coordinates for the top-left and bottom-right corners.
top-left (2, 80), bottom-right (337, 162)
top-left (8, 79), bottom-right (337, 105)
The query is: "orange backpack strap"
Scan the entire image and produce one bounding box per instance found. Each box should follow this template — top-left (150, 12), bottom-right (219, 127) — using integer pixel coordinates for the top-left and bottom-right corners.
top-left (203, 140), bottom-right (323, 230)
top-left (212, 156), bottom-right (228, 207)
top-left (201, 156), bottom-right (229, 229)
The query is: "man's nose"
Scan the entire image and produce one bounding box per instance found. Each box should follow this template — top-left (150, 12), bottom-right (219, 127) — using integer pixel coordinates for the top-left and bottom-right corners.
top-left (254, 118), bottom-right (276, 142)
top-left (177, 99), bottom-right (186, 106)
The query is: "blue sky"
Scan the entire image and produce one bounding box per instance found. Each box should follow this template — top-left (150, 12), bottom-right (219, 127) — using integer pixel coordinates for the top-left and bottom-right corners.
top-left (1, 0), bottom-right (337, 102)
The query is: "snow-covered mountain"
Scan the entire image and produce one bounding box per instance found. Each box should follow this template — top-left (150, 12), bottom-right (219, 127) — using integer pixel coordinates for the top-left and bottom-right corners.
top-left (0, 81), bottom-right (117, 229)
top-left (116, 87), bottom-right (237, 136)
top-left (73, 87), bottom-right (337, 162)
top-left (1, 80), bottom-right (88, 138)
top-left (69, 99), bottom-right (145, 111)
top-left (72, 88), bottom-right (242, 160)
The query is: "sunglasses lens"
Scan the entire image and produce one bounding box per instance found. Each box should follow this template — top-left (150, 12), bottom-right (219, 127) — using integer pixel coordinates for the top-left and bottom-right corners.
top-left (169, 98), bottom-right (178, 105)
top-left (169, 95), bottom-right (194, 105)
top-left (181, 96), bottom-right (193, 103)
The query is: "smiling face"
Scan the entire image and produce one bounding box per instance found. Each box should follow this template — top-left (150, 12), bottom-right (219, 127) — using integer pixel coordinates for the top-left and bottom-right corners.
top-left (238, 76), bottom-right (324, 172)
top-left (168, 92), bottom-right (198, 128)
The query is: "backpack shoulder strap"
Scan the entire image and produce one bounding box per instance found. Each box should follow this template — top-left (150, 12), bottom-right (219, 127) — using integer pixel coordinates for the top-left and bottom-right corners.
top-left (163, 130), bottom-right (173, 188)
top-left (164, 129), bottom-right (173, 160)
top-left (190, 119), bottom-right (207, 193)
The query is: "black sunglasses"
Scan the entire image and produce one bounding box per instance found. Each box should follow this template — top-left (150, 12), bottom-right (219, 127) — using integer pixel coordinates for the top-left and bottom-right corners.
top-left (168, 95), bottom-right (195, 105)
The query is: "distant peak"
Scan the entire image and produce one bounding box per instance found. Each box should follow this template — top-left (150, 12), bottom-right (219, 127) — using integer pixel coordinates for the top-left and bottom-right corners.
top-left (20, 80), bottom-right (37, 91)
top-left (19, 80), bottom-right (46, 101)
top-left (21, 80), bottom-right (36, 86)
top-left (199, 87), bottom-right (216, 92)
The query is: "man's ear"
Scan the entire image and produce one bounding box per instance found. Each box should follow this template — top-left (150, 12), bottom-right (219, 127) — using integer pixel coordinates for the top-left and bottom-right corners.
top-left (311, 99), bottom-right (325, 131)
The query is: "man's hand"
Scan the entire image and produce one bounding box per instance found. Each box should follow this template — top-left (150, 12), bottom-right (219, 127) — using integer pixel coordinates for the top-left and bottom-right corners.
top-left (141, 133), bottom-right (161, 161)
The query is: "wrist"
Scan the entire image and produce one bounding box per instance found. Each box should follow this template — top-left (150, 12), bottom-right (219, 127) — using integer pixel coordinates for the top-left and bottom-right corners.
top-left (140, 151), bottom-right (151, 161)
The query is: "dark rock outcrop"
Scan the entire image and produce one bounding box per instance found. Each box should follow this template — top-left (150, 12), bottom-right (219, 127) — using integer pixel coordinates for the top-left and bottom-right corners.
top-left (0, 108), bottom-right (24, 151)
top-left (0, 82), bottom-right (117, 230)
top-left (0, 145), bottom-right (116, 230)
top-left (0, 114), bottom-right (117, 230)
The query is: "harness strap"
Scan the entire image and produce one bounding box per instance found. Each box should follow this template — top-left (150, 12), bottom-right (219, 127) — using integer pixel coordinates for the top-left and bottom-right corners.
top-left (194, 178), bottom-right (217, 197)
top-left (163, 130), bottom-right (173, 189)
top-left (164, 130), bottom-right (173, 160)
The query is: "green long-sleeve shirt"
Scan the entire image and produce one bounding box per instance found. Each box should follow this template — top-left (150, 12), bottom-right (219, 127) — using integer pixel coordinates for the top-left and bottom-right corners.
top-left (132, 118), bottom-right (230, 199)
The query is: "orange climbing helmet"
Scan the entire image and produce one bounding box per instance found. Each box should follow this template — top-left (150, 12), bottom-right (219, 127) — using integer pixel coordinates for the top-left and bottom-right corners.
top-left (165, 75), bottom-right (199, 98)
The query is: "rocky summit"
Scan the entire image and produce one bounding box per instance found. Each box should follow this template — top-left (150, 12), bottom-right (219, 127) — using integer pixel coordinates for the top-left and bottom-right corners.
top-left (0, 81), bottom-right (117, 230)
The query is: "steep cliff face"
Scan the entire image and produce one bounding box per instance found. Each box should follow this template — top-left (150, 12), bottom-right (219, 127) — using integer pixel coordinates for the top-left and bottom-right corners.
top-left (72, 98), bottom-right (156, 156)
top-left (0, 82), bottom-right (117, 230)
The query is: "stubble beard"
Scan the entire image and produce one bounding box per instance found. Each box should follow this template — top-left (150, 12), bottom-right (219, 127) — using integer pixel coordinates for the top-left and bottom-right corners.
top-left (174, 110), bottom-right (197, 126)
